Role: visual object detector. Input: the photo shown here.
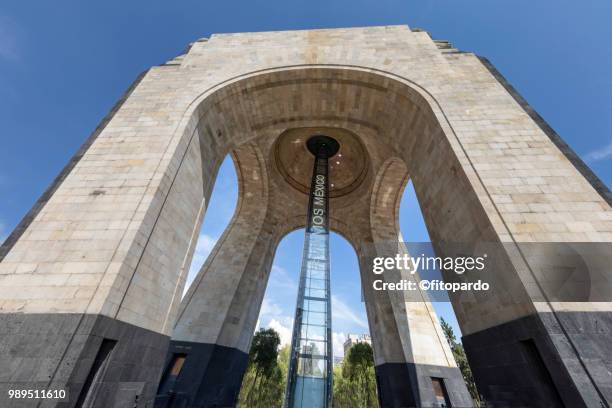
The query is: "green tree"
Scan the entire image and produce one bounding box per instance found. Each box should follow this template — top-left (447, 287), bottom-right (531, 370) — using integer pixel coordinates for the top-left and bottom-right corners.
top-left (333, 342), bottom-right (379, 408)
top-left (440, 318), bottom-right (480, 406)
top-left (238, 328), bottom-right (286, 408)
top-left (278, 344), bottom-right (290, 375)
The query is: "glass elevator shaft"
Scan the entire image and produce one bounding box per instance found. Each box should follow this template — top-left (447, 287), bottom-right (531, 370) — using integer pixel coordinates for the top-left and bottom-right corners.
top-left (284, 136), bottom-right (339, 408)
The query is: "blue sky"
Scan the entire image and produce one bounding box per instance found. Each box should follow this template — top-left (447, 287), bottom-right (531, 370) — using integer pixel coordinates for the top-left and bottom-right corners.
top-left (1, 1), bottom-right (611, 355)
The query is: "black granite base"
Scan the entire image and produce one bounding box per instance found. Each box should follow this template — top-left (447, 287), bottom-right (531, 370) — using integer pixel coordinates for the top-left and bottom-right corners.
top-left (375, 362), bottom-right (473, 408)
top-left (0, 313), bottom-right (169, 408)
top-left (154, 341), bottom-right (248, 408)
top-left (463, 311), bottom-right (612, 407)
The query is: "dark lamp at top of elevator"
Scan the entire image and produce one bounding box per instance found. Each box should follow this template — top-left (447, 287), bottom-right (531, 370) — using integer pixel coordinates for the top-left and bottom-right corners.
top-left (306, 135), bottom-right (340, 159)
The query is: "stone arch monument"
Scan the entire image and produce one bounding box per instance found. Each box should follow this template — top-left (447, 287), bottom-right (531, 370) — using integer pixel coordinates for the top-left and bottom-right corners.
top-left (1, 26), bottom-right (610, 407)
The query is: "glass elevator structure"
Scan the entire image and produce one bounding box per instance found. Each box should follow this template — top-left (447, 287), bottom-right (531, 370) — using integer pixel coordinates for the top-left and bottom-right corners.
top-left (284, 136), bottom-right (340, 408)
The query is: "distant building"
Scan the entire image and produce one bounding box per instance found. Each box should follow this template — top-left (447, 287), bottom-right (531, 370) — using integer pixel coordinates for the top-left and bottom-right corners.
top-left (343, 334), bottom-right (372, 356)
top-left (333, 356), bottom-right (344, 367)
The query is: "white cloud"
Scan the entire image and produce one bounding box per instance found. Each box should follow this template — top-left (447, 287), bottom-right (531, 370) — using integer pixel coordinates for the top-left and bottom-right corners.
top-left (256, 292), bottom-right (367, 357)
top-left (189, 233), bottom-right (217, 274)
top-left (254, 265), bottom-right (297, 336)
top-left (332, 295), bottom-right (368, 329)
top-left (260, 298), bottom-right (284, 318)
top-left (268, 265), bottom-right (297, 290)
top-left (182, 233), bottom-right (218, 295)
top-left (268, 317), bottom-right (294, 347)
top-left (258, 308), bottom-right (355, 359)
top-left (257, 318), bottom-right (350, 358)
top-left (257, 295), bottom-right (294, 347)
top-left (256, 324), bottom-right (349, 358)
top-left (0, 15), bottom-right (22, 62)
top-left (583, 141), bottom-right (612, 163)
top-left (332, 332), bottom-right (347, 357)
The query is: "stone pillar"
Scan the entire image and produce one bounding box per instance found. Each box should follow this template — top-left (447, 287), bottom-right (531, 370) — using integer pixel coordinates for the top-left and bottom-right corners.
top-left (0, 67), bottom-right (217, 407)
top-left (400, 73), bottom-right (612, 407)
top-left (155, 144), bottom-right (279, 408)
top-left (357, 246), bottom-right (473, 408)
top-left (353, 158), bottom-right (473, 408)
